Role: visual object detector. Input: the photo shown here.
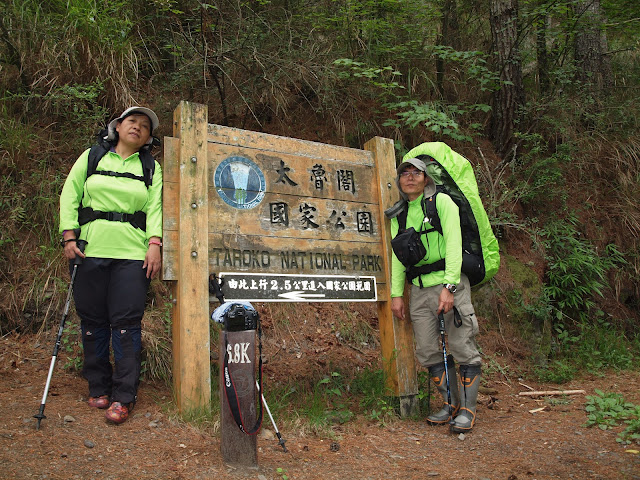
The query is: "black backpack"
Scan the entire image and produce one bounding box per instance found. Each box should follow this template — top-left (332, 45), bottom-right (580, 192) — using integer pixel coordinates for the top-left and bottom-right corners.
top-left (387, 142), bottom-right (500, 287)
top-left (77, 130), bottom-right (157, 231)
top-left (395, 187), bottom-right (484, 286)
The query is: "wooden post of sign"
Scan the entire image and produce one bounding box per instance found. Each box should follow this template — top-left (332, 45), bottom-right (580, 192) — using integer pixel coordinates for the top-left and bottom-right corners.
top-left (169, 101), bottom-right (211, 412)
top-left (220, 329), bottom-right (258, 467)
top-left (364, 137), bottom-right (419, 417)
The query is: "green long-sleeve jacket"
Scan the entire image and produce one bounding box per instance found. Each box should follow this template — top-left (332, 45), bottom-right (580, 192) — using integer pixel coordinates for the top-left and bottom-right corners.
top-left (59, 148), bottom-right (163, 261)
top-left (390, 192), bottom-right (462, 297)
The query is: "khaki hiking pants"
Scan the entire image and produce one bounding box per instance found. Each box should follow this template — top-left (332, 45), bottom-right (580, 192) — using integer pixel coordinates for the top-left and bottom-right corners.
top-left (409, 273), bottom-right (482, 367)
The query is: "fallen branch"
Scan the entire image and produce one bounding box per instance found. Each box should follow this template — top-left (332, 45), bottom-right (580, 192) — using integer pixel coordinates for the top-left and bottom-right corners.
top-left (529, 406), bottom-right (548, 414)
top-left (518, 381), bottom-right (534, 391)
top-left (518, 389), bottom-right (586, 397)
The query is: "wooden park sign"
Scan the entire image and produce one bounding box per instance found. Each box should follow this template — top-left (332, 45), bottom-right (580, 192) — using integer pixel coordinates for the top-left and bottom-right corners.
top-left (162, 101), bottom-right (418, 418)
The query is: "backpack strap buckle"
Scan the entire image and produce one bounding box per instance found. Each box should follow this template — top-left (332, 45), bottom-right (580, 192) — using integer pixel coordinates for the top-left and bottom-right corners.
top-left (106, 212), bottom-right (126, 222)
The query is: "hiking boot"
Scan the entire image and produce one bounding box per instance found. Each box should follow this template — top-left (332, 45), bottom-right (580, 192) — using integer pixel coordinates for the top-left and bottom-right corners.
top-left (426, 356), bottom-right (459, 425)
top-left (87, 395), bottom-right (110, 409)
top-left (450, 364), bottom-right (481, 433)
top-left (105, 402), bottom-right (129, 424)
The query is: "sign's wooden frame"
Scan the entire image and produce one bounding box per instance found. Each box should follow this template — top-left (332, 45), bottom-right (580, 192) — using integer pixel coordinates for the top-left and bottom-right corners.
top-left (163, 101), bottom-right (418, 416)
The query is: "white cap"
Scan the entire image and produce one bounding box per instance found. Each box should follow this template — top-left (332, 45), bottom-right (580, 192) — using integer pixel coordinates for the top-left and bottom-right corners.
top-left (106, 106), bottom-right (159, 144)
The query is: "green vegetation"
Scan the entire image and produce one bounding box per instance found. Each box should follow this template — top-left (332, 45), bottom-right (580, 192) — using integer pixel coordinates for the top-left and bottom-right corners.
top-left (276, 467), bottom-right (289, 480)
top-left (258, 367), bottom-right (399, 434)
top-left (60, 317), bottom-right (83, 372)
top-left (543, 216), bottom-right (618, 322)
top-left (140, 293), bottom-right (174, 384)
top-left (585, 390), bottom-right (640, 445)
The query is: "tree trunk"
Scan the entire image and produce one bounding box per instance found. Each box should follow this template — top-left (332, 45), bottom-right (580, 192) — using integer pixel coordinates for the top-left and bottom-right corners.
top-left (535, 14), bottom-right (549, 94)
top-left (435, 0), bottom-right (460, 100)
top-left (574, 0), bottom-right (612, 91)
top-left (490, 0), bottom-right (524, 159)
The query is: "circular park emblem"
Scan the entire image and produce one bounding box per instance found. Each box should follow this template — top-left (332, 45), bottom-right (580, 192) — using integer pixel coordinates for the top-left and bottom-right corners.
top-left (214, 156), bottom-right (266, 210)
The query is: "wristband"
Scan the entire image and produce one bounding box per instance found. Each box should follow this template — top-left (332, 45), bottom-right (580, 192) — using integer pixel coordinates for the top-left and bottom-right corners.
top-left (60, 238), bottom-right (77, 248)
top-left (149, 239), bottom-right (163, 247)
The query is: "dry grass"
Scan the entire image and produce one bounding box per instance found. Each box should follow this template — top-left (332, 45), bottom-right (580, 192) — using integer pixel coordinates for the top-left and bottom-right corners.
top-left (8, 1), bottom-right (143, 116)
top-left (608, 139), bottom-right (640, 237)
top-left (140, 281), bottom-right (174, 384)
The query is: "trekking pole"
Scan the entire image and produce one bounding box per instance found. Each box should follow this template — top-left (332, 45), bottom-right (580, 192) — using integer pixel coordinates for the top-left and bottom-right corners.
top-left (256, 380), bottom-right (288, 453)
top-left (34, 239), bottom-right (87, 430)
top-left (438, 311), bottom-right (454, 422)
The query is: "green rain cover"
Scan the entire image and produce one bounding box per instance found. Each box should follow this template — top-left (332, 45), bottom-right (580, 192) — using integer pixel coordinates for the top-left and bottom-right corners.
top-left (403, 142), bottom-right (500, 286)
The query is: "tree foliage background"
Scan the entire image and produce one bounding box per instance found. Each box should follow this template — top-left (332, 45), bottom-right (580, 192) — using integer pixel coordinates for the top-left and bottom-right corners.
top-left (1, 0), bottom-right (639, 379)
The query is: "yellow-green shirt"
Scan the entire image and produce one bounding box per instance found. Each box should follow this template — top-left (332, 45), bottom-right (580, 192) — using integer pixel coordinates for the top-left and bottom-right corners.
top-left (59, 148), bottom-right (163, 260)
top-left (390, 193), bottom-right (462, 296)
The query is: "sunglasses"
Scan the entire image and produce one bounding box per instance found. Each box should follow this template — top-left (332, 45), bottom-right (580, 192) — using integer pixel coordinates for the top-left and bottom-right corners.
top-left (399, 170), bottom-right (424, 178)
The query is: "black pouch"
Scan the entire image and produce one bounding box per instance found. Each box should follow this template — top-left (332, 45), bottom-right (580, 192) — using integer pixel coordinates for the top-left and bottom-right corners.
top-left (391, 227), bottom-right (427, 268)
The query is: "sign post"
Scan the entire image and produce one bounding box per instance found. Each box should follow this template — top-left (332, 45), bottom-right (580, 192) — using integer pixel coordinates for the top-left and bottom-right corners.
top-left (364, 136), bottom-right (418, 417)
top-left (164, 102), bottom-right (211, 413)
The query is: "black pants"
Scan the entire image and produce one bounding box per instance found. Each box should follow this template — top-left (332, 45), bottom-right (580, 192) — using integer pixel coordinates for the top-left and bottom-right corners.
top-left (72, 258), bottom-right (150, 404)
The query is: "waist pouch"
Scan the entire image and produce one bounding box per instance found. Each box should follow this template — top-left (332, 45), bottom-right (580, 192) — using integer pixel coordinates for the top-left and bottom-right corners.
top-left (391, 227), bottom-right (426, 268)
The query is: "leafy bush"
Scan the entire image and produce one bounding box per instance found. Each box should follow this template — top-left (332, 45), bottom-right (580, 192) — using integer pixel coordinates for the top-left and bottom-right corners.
top-left (585, 389), bottom-right (640, 445)
top-left (529, 215), bottom-right (637, 380)
top-left (383, 100), bottom-right (477, 142)
top-left (542, 215), bottom-right (618, 322)
top-left (535, 309), bottom-right (638, 382)
top-left (350, 368), bottom-right (398, 424)
top-left (298, 372), bottom-right (354, 430)
top-left (534, 359), bottom-right (576, 384)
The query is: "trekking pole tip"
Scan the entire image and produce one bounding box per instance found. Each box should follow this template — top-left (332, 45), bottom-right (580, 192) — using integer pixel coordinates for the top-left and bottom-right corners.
top-left (33, 412), bottom-right (45, 430)
top-left (276, 432), bottom-right (287, 452)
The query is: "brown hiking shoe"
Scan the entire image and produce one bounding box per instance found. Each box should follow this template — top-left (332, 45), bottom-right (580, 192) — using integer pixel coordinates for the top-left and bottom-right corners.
top-left (87, 395), bottom-right (110, 409)
top-left (105, 402), bottom-right (129, 424)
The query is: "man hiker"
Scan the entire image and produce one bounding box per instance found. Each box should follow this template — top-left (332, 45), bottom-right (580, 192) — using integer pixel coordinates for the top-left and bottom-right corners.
top-left (389, 157), bottom-right (482, 433)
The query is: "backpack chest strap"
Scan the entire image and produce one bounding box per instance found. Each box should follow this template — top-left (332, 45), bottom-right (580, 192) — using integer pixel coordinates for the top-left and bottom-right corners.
top-left (92, 169), bottom-right (146, 183)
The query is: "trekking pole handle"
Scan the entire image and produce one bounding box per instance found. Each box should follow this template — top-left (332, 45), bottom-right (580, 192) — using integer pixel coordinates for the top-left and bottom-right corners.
top-left (74, 239), bottom-right (88, 265)
top-left (438, 311), bottom-right (446, 334)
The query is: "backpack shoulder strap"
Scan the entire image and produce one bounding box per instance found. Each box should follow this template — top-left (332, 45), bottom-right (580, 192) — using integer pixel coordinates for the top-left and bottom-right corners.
top-left (87, 142), bottom-right (110, 179)
top-left (138, 147), bottom-right (156, 188)
top-left (87, 142), bottom-right (155, 188)
top-left (398, 203), bottom-right (408, 231)
top-left (398, 192), bottom-right (441, 234)
top-left (423, 188), bottom-right (442, 235)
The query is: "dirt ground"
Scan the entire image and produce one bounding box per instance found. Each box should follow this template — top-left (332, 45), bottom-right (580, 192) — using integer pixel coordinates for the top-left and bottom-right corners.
top-left (1, 303), bottom-right (639, 480)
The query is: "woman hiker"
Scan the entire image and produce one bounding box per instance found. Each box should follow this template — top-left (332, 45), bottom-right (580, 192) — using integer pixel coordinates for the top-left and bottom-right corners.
top-left (59, 106), bottom-right (163, 424)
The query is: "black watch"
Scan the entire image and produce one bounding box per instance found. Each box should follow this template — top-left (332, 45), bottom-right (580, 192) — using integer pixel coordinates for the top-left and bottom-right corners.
top-left (444, 283), bottom-right (457, 294)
